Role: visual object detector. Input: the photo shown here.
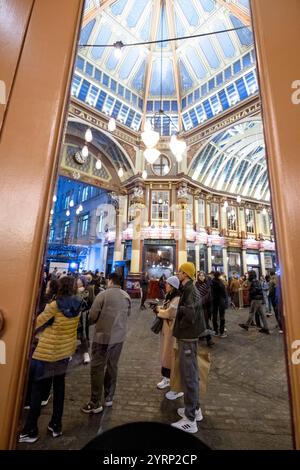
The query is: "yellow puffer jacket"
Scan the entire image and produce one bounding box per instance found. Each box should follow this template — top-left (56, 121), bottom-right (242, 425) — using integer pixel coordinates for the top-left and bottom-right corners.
top-left (33, 299), bottom-right (80, 362)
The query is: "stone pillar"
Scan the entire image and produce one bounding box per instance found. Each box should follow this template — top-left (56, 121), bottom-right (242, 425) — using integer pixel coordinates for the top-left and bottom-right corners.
top-left (195, 244), bottom-right (200, 272)
top-left (239, 207), bottom-right (246, 233)
top-left (222, 246), bottom-right (228, 277)
top-left (260, 250), bottom-right (266, 276)
top-left (178, 203), bottom-right (187, 267)
top-left (130, 207), bottom-right (141, 273)
top-left (113, 206), bottom-right (123, 263)
top-left (207, 245), bottom-right (212, 273)
top-left (242, 248), bottom-right (247, 275)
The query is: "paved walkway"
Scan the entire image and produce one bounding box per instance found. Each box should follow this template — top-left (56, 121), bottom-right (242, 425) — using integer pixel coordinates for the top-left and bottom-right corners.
top-left (18, 301), bottom-right (293, 450)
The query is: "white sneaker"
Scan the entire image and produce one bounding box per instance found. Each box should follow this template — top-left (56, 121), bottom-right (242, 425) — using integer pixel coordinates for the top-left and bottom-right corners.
top-left (157, 377), bottom-right (170, 389)
top-left (41, 395), bottom-right (51, 407)
top-left (177, 407), bottom-right (203, 422)
top-left (83, 352), bottom-right (91, 364)
top-left (278, 330), bottom-right (283, 334)
top-left (171, 417), bottom-right (198, 434)
top-left (105, 400), bottom-right (113, 407)
top-left (165, 390), bottom-right (184, 400)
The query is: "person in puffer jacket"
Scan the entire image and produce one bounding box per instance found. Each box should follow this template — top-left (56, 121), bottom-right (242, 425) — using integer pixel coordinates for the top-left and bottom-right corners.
top-left (19, 276), bottom-right (81, 444)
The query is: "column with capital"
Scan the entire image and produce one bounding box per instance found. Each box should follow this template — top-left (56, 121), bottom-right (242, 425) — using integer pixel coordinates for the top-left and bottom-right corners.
top-left (130, 207), bottom-right (142, 273)
top-left (205, 197), bottom-right (211, 232)
top-left (177, 187), bottom-right (188, 267)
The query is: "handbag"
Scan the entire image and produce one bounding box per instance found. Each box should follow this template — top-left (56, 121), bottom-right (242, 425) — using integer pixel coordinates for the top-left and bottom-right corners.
top-left (150, 316), bottom-right (163, 334)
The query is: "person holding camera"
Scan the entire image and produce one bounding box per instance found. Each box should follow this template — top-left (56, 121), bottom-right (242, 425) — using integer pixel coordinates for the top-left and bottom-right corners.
top-left (153, 276), bottom-right (181, 390)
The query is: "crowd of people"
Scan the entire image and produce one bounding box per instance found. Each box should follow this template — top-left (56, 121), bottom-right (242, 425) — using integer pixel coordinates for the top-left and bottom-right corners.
top-left (18, 263), bottom-right (282, 443)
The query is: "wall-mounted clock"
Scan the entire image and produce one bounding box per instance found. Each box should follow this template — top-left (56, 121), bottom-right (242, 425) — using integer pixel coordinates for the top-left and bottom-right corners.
top-left (74, 151), bottom-right (87, 165)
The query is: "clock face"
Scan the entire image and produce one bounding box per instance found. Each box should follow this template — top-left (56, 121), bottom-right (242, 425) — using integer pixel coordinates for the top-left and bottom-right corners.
top-left (74, 151), bottom-right (87, 165)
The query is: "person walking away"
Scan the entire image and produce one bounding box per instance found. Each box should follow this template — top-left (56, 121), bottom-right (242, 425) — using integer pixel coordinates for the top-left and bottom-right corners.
top-left (229, 273), bottom-right (240, 309)
top-left (211, 272), bottom-right (227, 338)
top-left (140, 272), bottom-right (149, 310)
top-left (195, 271), bottom-right (214, 346)
top-left (158, 274), bottom-right (166, 299)
top-left (269, 270), bottom-right (281, 325)
top-left (81, 272), bottom-right (131, 413)
top-left (171, 262), bottom-right (206, 434)
top-left (239, 271), bottom-right (270, 334)
top-left (77, 276), bottom-right (92, 364)
top-left (19, 276), bottom-right (81, 443)
top-left (265, 274), bottom-right (272, 315)
top-left (155, 276), bottom-right (180, 389)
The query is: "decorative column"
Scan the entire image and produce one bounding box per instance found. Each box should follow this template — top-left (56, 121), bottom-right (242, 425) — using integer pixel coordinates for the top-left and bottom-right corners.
top-left (129, 187), bottom-right (145, 274)
top-left (255, 209), bottom-right (262, 239)
top-left (113, 206), bottom-right (122, 263)
top-left (207, 246), bottom-right (212, 273)
top-left (260, 249), bottom-right (266, 276)
top-left (195, 244), bottom-right (200, 272)
top-left (242, 246), bottom-right (247, 275)
top-left (131, 208), bottom-right (141, 273)
top-left (177, 185), bottom-right (189, 267)
top-left (222, 245), bottom-right (228, 277)
top-left (239, 207), bottom-right (246, 237)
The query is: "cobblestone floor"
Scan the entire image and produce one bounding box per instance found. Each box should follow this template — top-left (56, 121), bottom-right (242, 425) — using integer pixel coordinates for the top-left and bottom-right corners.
top-left (18, 301), bottom-right (293, 450)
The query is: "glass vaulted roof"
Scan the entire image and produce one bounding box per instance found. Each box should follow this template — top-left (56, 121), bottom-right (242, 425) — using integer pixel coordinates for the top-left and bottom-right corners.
top-left (189, 119), bottom-right (270, 201)
top-left (76, 0), bottom-right (254, 130)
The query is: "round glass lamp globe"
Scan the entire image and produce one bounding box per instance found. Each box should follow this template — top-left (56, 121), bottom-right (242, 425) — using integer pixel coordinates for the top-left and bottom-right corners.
top-left (144, 148), bottom-right (160, 164)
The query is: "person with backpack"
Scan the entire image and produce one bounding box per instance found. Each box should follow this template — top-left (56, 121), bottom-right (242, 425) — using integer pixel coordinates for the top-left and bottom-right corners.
top-left (239, 271), bottom-right (270, 334)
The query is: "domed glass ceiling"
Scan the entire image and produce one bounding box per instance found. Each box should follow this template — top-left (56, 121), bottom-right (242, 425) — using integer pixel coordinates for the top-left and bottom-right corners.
top-left (72, 0), bottom-right (256, 133)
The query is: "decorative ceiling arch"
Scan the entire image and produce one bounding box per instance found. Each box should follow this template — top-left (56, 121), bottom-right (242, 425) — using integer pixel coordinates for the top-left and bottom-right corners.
top-left (65, 119), bottom-right (135, 179)
top-left (188, 118), bottom-right (270, 201)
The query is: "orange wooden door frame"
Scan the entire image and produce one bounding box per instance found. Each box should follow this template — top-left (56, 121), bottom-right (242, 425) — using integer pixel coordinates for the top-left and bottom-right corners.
top-left (0, 0), bottom-right (84, 449)
top-left (251, 0), bottom-right (300, 449)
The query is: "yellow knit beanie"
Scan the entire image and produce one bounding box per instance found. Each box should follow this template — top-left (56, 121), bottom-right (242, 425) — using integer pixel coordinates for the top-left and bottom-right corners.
top-left (178, 262), bottom-right (196, 280)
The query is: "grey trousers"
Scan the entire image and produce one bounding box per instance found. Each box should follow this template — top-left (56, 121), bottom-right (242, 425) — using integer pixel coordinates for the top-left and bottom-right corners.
top-left (91, 342), bottom-right (123, 404)
top-left (178, 340), bottom-right (200, 421)
top-left (246, 300), bottom-right (269, 330)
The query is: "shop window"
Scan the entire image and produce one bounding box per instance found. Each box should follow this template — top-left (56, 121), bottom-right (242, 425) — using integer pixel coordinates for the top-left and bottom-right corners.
top-left (245, 208), bottom-right (255, 233)
top-left (187, 242), bottom-right (196, 264)
top-left (198, 199), bottom-right (205, 227)
top-left (212, 245), bottom-right (223, 270)
top-left (199, 244), bottom-right (207, 272)
top-left (49, 227), bottom-right (54, 243)
top-left (228, 251), bottom-right (241, 276)
top-left (211, 203), bottom-right (219, 229)
top-left (144, 244), bottom-right (175, 279)
top-left (227, 206), bottom-right (237, 231)
top-left (151, 191), bottom-right (169, 222)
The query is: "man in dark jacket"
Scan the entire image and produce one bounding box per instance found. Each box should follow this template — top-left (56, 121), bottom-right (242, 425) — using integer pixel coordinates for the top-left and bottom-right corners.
top-left (171, 262), bottom-right (206, 434)
top-left (239, 271), bottom-right (270, 334)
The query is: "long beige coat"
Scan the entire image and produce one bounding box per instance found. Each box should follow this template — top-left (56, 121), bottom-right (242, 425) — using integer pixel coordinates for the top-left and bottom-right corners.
top-left (157, 296), bottom-right (180, 370)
